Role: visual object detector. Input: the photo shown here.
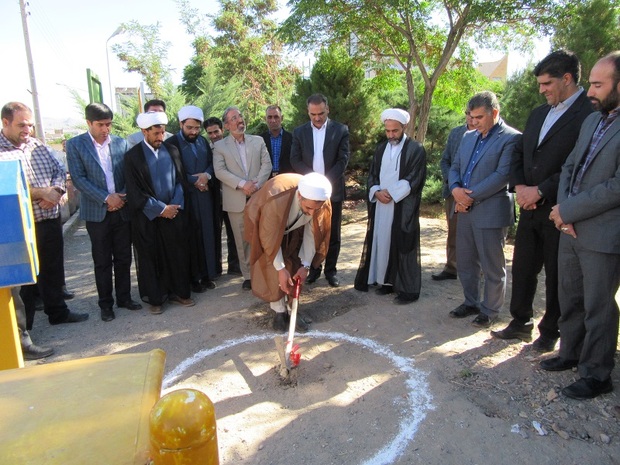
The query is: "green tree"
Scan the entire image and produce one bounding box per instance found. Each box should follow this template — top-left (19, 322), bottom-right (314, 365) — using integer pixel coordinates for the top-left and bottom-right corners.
top-left (280, 0), bottom-right (565, 143)
top-left (210, 0), bottom-right (299, 124)
top-left (552, 0), bottom-right (620, 86)
top-left (291, 45), bottom-right (381, 169)
top-left (111, 21), bottom-right (172, 97)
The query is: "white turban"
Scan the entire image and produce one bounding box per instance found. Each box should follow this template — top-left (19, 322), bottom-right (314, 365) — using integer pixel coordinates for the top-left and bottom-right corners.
top-left (380, 108), bottom-right (410, 125)
top-left (178, 105), bottom-right (204, 123)
top-left (136, 111), bottom-right (168, 129)
top-left (298, 173), bottom-right (332, 201)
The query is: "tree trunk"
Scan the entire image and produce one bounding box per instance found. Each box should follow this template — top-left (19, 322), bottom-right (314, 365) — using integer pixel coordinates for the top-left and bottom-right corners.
top-left (405, 67), bottom-right (418, 140)
top-left (415, 84), bottom-right (435, 144)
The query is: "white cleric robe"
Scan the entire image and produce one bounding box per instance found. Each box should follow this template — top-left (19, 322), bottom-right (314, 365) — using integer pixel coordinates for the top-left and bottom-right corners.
top-left (366, 135), bottom-right (411, 285)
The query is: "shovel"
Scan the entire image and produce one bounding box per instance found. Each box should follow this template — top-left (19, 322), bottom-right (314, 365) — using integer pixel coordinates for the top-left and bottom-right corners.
top-left (275, 276), bottom-right (302, 378)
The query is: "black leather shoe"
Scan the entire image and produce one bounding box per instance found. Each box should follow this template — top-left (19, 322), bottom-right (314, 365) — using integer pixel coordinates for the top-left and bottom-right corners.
top-left (491, 322), bottom-right (533, 342)
top-left (273, 312), bottom-right (287, 332)
top-left (227, 267), bottom-right (242, 276)
top-left (242, 279), bottom-right (252, 290)
top-left (532, 335), bottom-right (558, 353)
top-left (306, 267), bottom-right (321, 284)
top-left (449, 304), bottom-right (480, 318)
top-left (201, 279), bottom-right (217, 290)
top-left (326, 275), bottom-right (340, 287)
top-left (562, 377), bottom-right (613, 400)
top-left (471, 313), bottom-right (493, 328)
top-left (101, 307), bottom-right (115, 322)
top-left (375, 285), bottom-right (394, 295)
top-left (62, 286), bottom-right (75, 300)
top-left (118, 300), bottom-right (143, 310)
top-left (22, 343), bottom-right (54, 360)
top-left (51, 311), bottom-right (89, 325)
top-left (539, 357), bottom-right (578, 372)
top-left (431, 271), bottom-right (457, 281)
top-left (191, 282), bottom-right (207, 293)
top-left (394, 293), bottom-right (419, 305)
top-left (287, 313), bottom-right (309, 333)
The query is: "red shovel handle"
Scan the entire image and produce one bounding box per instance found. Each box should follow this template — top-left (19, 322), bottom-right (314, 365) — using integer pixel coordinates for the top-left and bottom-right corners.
top-left (292, 275), bottom-right (302, 299)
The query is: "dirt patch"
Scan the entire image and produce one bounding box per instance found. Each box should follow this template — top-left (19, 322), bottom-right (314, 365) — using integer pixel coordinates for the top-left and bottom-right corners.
top-left (23, 202), bottom-right (620, 464)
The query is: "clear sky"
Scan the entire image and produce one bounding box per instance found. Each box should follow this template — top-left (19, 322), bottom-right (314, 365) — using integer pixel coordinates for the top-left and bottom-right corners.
top-left (0, 0), bottom-right (218, 123)
top-left (1, 0), bottom-right (549, 127)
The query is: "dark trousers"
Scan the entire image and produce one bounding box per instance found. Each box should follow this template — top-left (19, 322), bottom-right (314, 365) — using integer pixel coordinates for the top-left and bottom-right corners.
top-left (20, 218), bottom-right (68, 329)
top-left (214, 205), bottom-right (239, 274)
top-left (324, 200), bottom-right (342, 277)
top-left (558, 236), bottom-right (620, 381)
top-left (509, 209), bottom-right (560, 338)
top-left (85, 211), bottom-right (133, 309)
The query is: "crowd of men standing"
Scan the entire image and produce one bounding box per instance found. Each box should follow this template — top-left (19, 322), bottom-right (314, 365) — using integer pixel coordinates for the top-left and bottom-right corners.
top-left (2, 48), bottom-right (620, 401)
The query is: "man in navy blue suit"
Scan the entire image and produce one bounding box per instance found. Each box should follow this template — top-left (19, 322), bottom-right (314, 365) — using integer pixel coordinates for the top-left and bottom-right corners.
top-left (67, 103), bottom-right (141, 322)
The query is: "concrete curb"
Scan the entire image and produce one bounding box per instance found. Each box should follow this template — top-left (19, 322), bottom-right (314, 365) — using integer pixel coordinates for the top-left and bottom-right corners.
top-left (62, 211), bottom-right (81, 237)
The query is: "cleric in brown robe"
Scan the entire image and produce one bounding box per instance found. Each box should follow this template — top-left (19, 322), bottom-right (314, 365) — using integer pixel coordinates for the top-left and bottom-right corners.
top-left (244, 173), bottom-right (332, 331)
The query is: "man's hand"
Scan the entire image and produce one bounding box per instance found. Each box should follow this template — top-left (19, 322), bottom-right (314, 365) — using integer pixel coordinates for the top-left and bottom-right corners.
top-left (515, 184), bottom-right (541, 210)
top-left (278, 268), bottom-right (294, 294)
top-left (161, 204), bottom-right (180, 219)
top-left (549, 204), bottom-right (577, 238)
top-left (452, 187), bottom-right (474, 213)
top-left (194, 173), bottom-right (210, 192)
top-left (293, 266), bottom-right (309, 284)
top-left (106, 193), bottom-right (126, 212)
top-left (242, 181), bottom-right (258, 197)
top-left (374, 189), bottom-right (392, 204)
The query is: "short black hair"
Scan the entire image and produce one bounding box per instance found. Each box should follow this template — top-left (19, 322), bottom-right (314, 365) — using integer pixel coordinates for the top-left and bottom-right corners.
top-left (534, 50), bottom-right (581, 84)
top-left (467, 91), bottom-right (500, 114)
top-left (144, 99), bottom-right (166, 112)
top-left (85, 103), bottom-right (113, 122)
top-left (203, 116), bottom-right (223, 130)
top-left (307, 94), bottom-right (328, 107)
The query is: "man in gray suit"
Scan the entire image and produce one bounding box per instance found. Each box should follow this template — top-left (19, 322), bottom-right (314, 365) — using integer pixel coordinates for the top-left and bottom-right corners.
top-left (432, 111), bottom-right (474, 281)
top-left (213, 106), bottom-right (272, 290)
top-left (290, 94), bottom-right (350, 287)
top-left (448, 91), bottom-right (521, 328)
top-left (66, 103), bottom-right (142, 322)
top-left (543, 52), bottom-right (620, 400)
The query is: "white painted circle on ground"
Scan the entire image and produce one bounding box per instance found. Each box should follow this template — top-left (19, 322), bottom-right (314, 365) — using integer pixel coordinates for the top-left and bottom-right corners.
top-left (164, 330), bottom-right (434, 465)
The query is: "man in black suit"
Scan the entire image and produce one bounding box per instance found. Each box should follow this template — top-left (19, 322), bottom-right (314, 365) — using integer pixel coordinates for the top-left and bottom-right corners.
top-left (491, 51), bottom-right (593, 350)
top-left (290, 94), bottom-right (350, 287)
top-left (261, 105), bottom-right (293, 177)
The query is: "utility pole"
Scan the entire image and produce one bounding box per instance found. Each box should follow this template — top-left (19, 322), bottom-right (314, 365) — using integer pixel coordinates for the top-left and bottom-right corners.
top-left (19, 0), bottom-right (45, 144)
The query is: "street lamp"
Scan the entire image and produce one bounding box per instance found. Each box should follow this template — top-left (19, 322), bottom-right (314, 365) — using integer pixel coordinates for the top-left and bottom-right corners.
top-left (106, 25), bottom-right (125, 112)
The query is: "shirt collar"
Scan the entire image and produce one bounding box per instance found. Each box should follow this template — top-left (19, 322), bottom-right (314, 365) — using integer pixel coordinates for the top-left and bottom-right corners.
top-left (88, 132), bottom-right (111, 149)
top-left (553, 87), bottom-right (584, 111)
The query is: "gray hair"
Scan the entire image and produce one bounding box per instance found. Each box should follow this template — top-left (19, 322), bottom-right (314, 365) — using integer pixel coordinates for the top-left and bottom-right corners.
top-left (222, 106), bottom-right (241, 123)
top-left (467, 91), bottom-right (500, 114)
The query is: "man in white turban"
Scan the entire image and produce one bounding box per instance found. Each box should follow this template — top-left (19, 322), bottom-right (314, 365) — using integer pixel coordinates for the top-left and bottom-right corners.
top-left (355, 108), bottom-right (427, 304)
top-left (167, 105), bottom-right (218, 294)
top-left (124, 110), bottom-right (195, 315)
top-left (245, 172), bottom-right (332, 331)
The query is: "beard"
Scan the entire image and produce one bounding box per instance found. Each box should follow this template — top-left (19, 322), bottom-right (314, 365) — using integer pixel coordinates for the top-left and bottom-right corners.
top-left (184, 133), bottom-right (199, 143)
top-left (591, 85), bottom-right (620, 113)
top-left (388, 133), bottom-right (405, 145)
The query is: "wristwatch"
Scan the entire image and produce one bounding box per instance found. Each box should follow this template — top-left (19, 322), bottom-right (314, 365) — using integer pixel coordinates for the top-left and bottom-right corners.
top-left (303, 265), bottom-right (311, 271)
top-left (537, 188), bottom-right (543, 198)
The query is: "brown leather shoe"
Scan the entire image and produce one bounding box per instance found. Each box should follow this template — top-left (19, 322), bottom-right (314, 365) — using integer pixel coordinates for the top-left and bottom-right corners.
top-left (149, 305), bottom-right (163, 315)
top-left (169, 295), bottom-right (195, 307)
